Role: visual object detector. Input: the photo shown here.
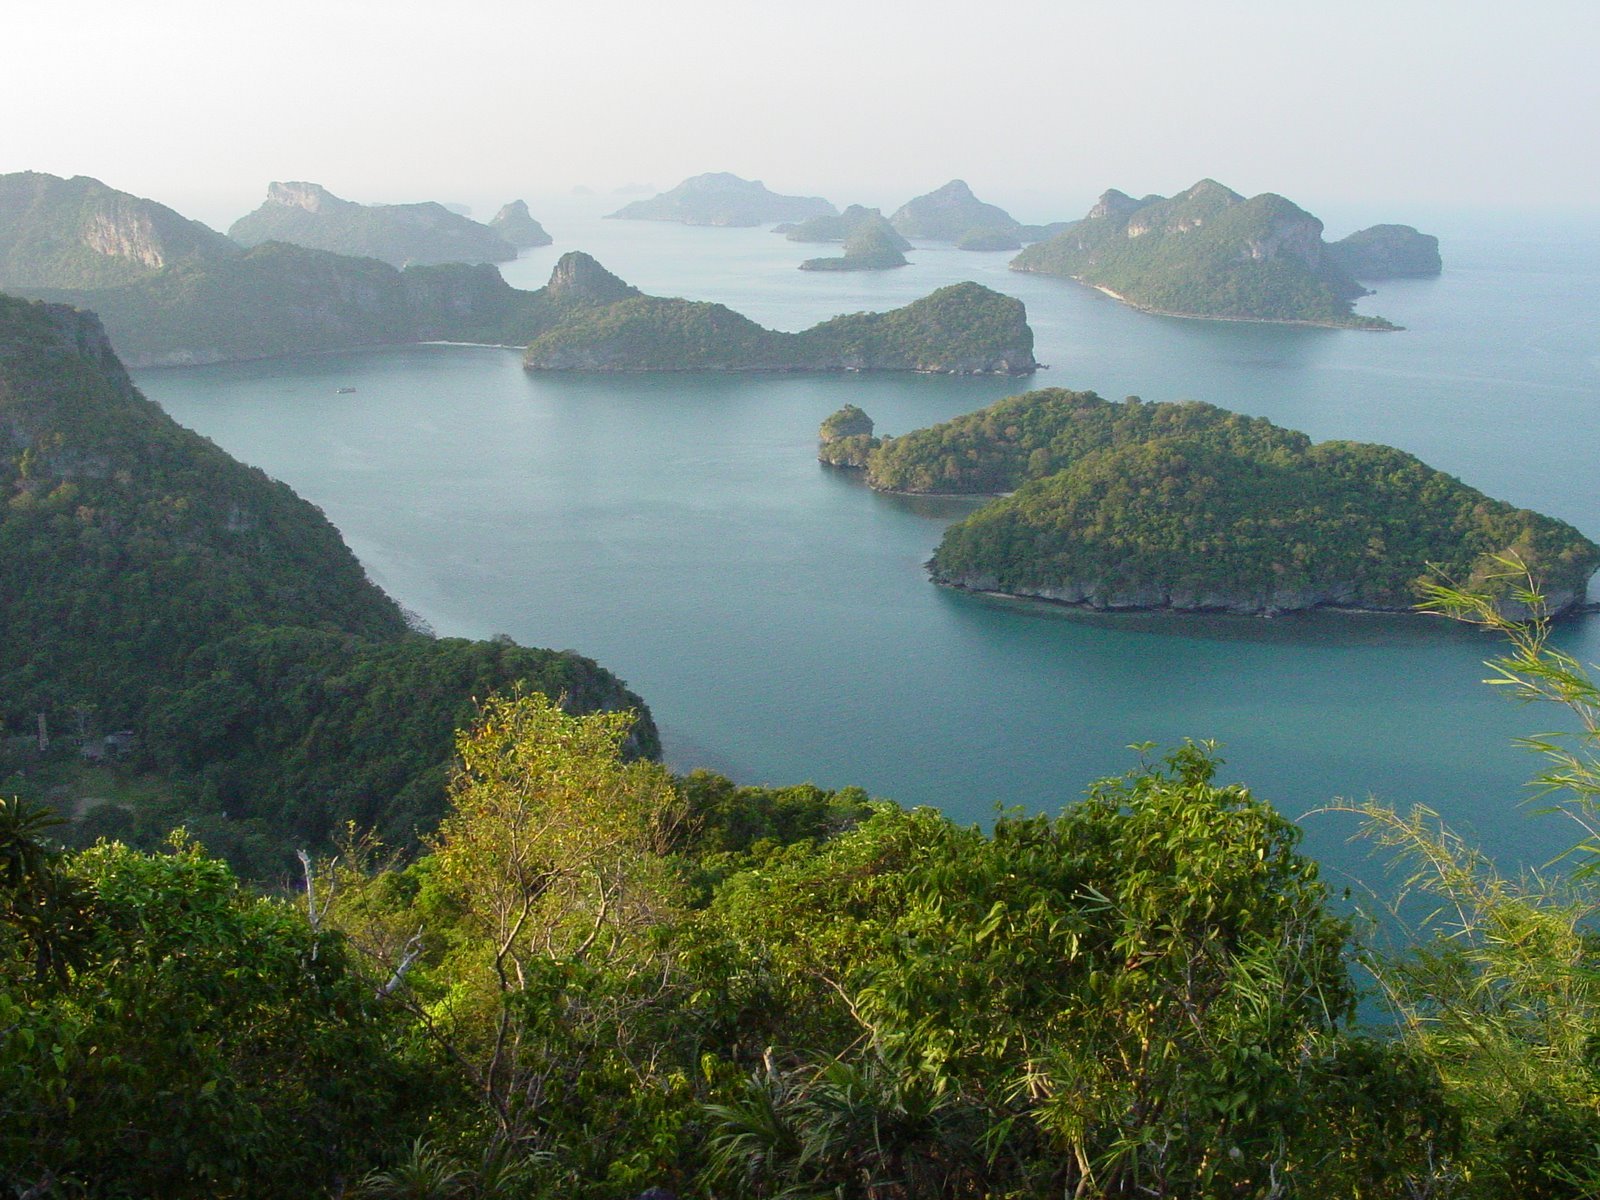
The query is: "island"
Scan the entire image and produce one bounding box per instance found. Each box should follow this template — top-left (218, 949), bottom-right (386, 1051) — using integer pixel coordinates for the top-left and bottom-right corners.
top-left (890, 180), bottom-right (1022, 244)
top-left (854, 388), bottom-right (1597, 617)
top-left (488, 199), bottom-right (554, 249)
top-left (1009, 181), bottom-right (1439, 329)
top-left (521, 254), bottom-right (1036, 374)
top-left (817, 404), bottom-right (881, 466)
top-left (606, 172), bottom-right (836, 226)
top-left (779, 205), bottom-right (911, 248)
top-left (229, 181), bottom-right (518, 266)
top-left (1325, 224), bottom-right (1443, 279)
top-left (0, 292), bottom-right (655, 868)
top-left (799, 216), bottom-right (910, 271)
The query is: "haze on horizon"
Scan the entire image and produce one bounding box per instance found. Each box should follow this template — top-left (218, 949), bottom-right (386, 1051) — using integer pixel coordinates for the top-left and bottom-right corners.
top-left (5, 0), bottom-right (1598, 232)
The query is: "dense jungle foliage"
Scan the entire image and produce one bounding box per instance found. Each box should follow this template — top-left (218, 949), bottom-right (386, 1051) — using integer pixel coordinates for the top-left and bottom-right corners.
top-left (10, 617), bottom-right (1600, 1199)
top-left (0, 295), bottom-right (655, 877)
top-left (1010, 181), bottom-right (1393, 329)
top-left (526, 282), bottom-right (1035, 374)
top-left (859, 388), bottom-right (1597, 613)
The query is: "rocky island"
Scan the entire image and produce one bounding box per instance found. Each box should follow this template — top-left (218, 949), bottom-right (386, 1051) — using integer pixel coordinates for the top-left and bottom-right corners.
top-left (1009, 181), bottom-right (1437, 329)
top-left (607, 172), bottom-right (836, 227)
top-left (521, 254), bottom-right (1036, 374)
top-left (229, 181), bottom-right (519, 266)
top-left (853, 389), bottom-right (1596, 617)
top-left (799, 216), bottom-right (910, 271)
top-left (891, 179), bottom-right (1022, 245)
top-left (817, 404), bottom-right (881, 466)
top-left (1325, 224), bottom-right (1442, 279)
top-left (488, 199), bottom-right (554, 249)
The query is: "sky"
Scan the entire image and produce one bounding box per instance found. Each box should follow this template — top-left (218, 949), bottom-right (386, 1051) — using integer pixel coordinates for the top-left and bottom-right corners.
top-left (5, 0), bottom-right (1598, 230)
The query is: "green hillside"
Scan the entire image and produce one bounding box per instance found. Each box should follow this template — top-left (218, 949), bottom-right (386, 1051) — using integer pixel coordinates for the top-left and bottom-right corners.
top-left (1011, 180), bottom-right (1396, 328)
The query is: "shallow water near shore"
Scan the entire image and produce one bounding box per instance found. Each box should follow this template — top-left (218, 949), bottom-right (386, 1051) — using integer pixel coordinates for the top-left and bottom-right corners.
top-left (135, 198), bottom-right (1600, 889)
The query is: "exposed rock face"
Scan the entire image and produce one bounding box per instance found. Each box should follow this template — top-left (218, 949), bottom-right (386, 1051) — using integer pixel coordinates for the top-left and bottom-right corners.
top-left (0, 171), bottom-right (238, 289)
top-left (544, 251), bottom-right (640, 304)
top-left (1087, 189), bottom-right (1140, 221)
top-left (489, 199), bottom-right (553, 249)
top-left (229, 182), bottom-right (517, 267)
top-left (890, 180), bottom-right (1020, 242)
top-left (1325, 224), bottom-right (1442, 279)
top-left (607, 172), bottom-right (836, 226)
top-left (931, 572), bottom-right (1382, 616)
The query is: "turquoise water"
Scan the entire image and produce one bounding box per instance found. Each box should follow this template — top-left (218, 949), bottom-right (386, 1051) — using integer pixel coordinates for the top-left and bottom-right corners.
top-left (133, 201), bottom-right (1600, 886)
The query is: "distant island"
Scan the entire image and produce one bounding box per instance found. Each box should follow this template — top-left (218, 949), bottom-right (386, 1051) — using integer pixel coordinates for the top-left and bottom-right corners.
top-left (488, 199), bottom-right (553, 249)
top-left (521, 254), bottom-right (1036, 374)
top-left (606, 172), bottom-right (836, 227)
top-left (229, 181), bottom-right (522, 267)
top-left (799, 214), bottom-right (910, 272)
top-left (0, 293), bottom-right (654, 869)
top-left (1010, 181), bottom-right (1441, 328)
top-left (841, 389), bottom-right (1597, 617)
top-left (891, 179), bottom-right (1022, 246)
top-left (1325, 224), bottom-right (1442, 280)
top-left (4, 175), bottom-right (1037, 371)
top-left (817, 404), bottom-right (880, 466)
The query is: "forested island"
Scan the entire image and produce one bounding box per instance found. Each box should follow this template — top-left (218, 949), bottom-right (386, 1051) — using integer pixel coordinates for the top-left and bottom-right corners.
top-left (521, 255), bottom-right (1036, 373)
top-left (841, 389), bottom-right (1597, 616)
top-left (1010, 181), bottom-right (1439, 328)
top-left (488, 198), bottom-right (554, 249)
top-left (228, 181), bottom-right (523, 266)
top-left (607, 172), bottom-right (836, 226)
top-left (788, 207), bottom-right (911, 271)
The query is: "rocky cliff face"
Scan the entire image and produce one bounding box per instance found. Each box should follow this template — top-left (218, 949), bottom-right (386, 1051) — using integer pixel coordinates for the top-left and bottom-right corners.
top-left (0, 171), bottom-right (238, 289)
top-left (265, 181), bottom-right (345, 213)
top-left (544, 251), bottom-right (640, 304)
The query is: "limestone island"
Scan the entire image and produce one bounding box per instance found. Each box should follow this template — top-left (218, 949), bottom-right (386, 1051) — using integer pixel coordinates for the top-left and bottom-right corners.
top-left (1010, 182), bottom-right (1441, 329)
top-left (1325, 224), bottom-right (1442, 279)
top-left (488, 200), bottom-right (553, 249)
top-left (817, 404), bottom-right (882, 467)
top-left (520, 253), bottom-right (1036, 374)
top-left (851, 389), bottom-right (1597, 617)
top-left (606, 172), bottom-right (836, 227)
top-left (229, 182), bottom-right (519, 267)
top-left (799, 217), bottom-right (910, 272)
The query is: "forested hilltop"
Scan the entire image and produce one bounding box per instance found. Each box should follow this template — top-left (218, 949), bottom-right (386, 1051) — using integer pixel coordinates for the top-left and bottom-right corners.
top-left (520, 254), bottom-right (1037, 373)
top-left (228, 181), bottom-right (524, 267)
top-left (0, 295), bottom-right (655, 872)
top-left (1010, 180), bottom-right (1438, 328)
top-left (839, 389), bottom-right (1597, 615)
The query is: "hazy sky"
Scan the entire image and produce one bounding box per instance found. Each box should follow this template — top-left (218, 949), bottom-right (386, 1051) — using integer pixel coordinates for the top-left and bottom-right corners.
top-left (5, 0), bottom-right (1597, 229)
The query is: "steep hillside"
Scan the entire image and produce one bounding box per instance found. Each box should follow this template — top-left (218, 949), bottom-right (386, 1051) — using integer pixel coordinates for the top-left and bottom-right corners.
top-left (1011, 180), bottom-right (1398, 328)
top-left (229, 181), bottom-right (518, 266)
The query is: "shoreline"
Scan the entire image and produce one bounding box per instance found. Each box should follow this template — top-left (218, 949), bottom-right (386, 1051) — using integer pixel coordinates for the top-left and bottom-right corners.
top-left (933, 578), bottom-right (1596, 622)
top-left (1009, 268), bottom-right (1400, 332)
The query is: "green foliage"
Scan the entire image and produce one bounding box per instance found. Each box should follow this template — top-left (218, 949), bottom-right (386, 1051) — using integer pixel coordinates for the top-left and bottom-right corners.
top-left (228, 182), bottom-right (517, 268)
top-left (1012, 180), bottom-right (1396, 328)
top-left (1345, 569), bottom-right (1600, 1197)
top-left (0, 831), bottom-right (425, 1197)
top-left (525, 280), bottom-right (1036, 374)
top-left (930, 435), bottom-right (1597, 612)
top-left (0, 294), bottom-right (657, 874)
top-left (869, 388), bottom-right (1597, 614)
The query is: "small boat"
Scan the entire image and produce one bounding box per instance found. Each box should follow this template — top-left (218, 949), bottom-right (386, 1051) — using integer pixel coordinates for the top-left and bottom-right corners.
top-left (335, 386), bottom-right (356, 394)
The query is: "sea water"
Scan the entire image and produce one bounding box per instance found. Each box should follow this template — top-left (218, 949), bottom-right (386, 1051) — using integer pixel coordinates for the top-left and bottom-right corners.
top-left (134, 198), bottom-right (1600, 889)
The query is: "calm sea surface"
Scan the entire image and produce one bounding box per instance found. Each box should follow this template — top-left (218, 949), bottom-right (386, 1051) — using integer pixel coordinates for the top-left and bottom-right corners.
top-left (133, 199), bottom-right (1600, 887)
